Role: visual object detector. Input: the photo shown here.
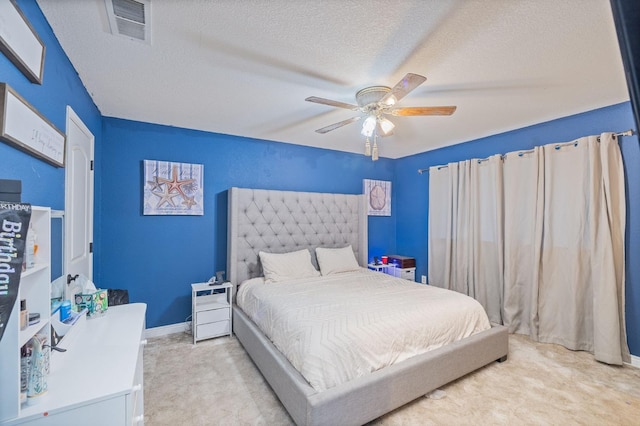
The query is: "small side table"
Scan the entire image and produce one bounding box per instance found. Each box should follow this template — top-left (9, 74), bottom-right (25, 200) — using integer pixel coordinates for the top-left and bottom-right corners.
top-left (368, 263), bottom-right (396, 275)
top-left (191, 282), bottom-right (233, 344)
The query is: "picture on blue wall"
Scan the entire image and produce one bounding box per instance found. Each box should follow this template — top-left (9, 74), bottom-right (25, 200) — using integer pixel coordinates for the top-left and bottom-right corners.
top-left (363, 179), bottom-right (391, 216)
top-left (0, 0), bottom-right (46, 84)
top-left (143, 160), bottom-right (203, 215)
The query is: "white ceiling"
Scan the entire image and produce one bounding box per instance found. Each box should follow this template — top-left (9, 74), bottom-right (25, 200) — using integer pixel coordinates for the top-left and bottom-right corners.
top-left (36, 0), bottom-right (630, 159)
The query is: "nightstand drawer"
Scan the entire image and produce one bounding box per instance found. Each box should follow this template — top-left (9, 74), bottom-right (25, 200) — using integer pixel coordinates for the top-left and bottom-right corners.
top-left (197, 307), bottom-right (230, 324)
top-left (394, 267), bottom-right (415, 281)
top-left (399, 267), bottom-right (416, 281)
top-left (196, 319), bottom-right (230, 339)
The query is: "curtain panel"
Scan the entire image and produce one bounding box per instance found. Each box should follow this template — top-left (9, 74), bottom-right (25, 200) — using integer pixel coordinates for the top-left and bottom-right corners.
top-left (427, 133), bottom-right (629, 364)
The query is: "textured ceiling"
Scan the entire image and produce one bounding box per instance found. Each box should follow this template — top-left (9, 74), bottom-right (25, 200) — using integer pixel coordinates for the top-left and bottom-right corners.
top-left (36, 0), bottom-right (630, 159)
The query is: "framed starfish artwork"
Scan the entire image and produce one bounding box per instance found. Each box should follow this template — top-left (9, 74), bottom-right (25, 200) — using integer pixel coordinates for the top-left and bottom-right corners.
top-left (363, 179), bottom-right (391, 216)
top-left (143, 160), bottom-right (204, 215)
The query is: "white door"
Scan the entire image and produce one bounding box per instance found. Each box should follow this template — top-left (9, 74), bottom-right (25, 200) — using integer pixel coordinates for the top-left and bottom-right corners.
top-left (64, 106), bottom-right (94, 289)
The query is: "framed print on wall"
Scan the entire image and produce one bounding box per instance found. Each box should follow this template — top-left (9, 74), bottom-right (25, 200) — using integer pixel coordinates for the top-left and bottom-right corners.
top-left (143, 160), bottom-right (204, 215)
top-left (0, 83), bottom-right (65, 167)
top-left (0, 0), bottom-right (46, 84)
top-left (363, 179), bottom-right (391, 216)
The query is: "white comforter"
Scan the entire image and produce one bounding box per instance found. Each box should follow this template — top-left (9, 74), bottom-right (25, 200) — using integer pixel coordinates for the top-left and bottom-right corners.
top-left (236, 268), bottom-right (490, 392)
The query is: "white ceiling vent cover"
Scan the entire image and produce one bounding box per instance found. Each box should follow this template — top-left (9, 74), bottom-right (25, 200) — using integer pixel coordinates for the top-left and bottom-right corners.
top-left (105, 0), bottom-right (151, 44)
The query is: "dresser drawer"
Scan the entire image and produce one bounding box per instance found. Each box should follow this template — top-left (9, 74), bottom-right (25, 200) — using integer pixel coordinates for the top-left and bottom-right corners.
top-left (196, 307), bottom-right (229, 324)
top-left (19, 395), bottom-right (126, 425)
top-left (196, 320), bottom-right (230, 339)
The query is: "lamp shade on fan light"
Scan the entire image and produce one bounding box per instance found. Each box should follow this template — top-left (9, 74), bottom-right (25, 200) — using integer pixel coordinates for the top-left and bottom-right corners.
top-left (361, 116), bottom-right (377, 137)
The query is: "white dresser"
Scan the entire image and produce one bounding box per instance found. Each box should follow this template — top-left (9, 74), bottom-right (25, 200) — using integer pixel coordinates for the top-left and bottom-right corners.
top-left (3, 303), bottom-right (147, 425)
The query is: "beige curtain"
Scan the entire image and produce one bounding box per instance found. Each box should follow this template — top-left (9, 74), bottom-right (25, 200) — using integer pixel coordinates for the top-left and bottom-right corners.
top-left (428, 156), bottom-right (503, 325)
top-left (502, 147), bottom-right (544, 338)
top-left (536, 134), bottom-right (629, 364)
top-left (428, 160), bottom-right (470, 296)
top-left (428, 133), bottom-right (629, 364)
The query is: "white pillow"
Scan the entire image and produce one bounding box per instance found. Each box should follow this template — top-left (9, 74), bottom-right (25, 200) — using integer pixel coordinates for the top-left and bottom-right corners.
top-left (315, 245), bottom-right (360, 276)
top-left (259, 249), bottom-right (320, 283)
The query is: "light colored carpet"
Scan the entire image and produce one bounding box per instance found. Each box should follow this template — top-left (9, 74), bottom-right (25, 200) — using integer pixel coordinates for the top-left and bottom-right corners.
top-left (144, 332), bottom-right (640, 425)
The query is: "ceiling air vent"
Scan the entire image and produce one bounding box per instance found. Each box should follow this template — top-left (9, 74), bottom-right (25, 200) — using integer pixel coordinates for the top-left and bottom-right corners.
top-left (105, 0), bottom-right (151, 44)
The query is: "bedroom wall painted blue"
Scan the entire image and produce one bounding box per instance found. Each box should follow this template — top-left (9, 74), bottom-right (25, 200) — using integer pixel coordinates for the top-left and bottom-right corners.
top-left (0, 0), bottom-right (102, 279)
top-left (4, 0), bottom-right (638, 357)
top-left (98, 118), bottom-right (395, 328)
top-left (394, 102), bottom-right (640, 357)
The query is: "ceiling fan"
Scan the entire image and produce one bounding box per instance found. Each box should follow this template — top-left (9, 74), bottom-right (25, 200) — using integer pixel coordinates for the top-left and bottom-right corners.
top-left (305, 73), bottom-right (457, 137)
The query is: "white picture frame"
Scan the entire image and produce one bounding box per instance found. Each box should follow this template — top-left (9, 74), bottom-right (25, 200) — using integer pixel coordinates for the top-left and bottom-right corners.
top-left (363, 179), bottom-right (391, 216)
top-left (0, 0), bottom-right (46, 84)
top-left (143, 160), bottom-right (204, 215)
top-left (0, 83), bottom-right (65, 167)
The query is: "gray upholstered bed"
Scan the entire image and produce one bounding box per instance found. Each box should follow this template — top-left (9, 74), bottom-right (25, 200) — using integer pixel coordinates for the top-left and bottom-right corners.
top-left (227, 187), bottom-right (508, 426)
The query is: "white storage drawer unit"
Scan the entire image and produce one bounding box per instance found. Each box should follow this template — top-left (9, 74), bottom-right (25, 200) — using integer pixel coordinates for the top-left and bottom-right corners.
top-left (192, 282), bottom-right (233, 344)
top-left (397, 267), bottom-right (416, 282)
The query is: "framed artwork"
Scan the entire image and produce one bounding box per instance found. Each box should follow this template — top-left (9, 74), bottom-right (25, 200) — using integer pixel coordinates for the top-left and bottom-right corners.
top-left (363, 179), bottom-right (391, 216)
top-left (0, 83), bottom-right (65, 167)
top-left (0, 0), bottom-right (46, 84)
top-left (143, 160), bottom-right (204, 215)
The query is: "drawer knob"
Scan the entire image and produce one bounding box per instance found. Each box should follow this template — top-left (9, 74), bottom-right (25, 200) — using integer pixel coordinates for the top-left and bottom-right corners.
top-left (140, 339), bottom-right (148, 346)
top-left (133, 414), bottom-right (144, 424)
top-left (132, 384), bottom-right (142, 392)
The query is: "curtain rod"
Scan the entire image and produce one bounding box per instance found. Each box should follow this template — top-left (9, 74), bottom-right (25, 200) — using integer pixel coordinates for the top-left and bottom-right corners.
top-left (417, 129), bottom-right (636, 174)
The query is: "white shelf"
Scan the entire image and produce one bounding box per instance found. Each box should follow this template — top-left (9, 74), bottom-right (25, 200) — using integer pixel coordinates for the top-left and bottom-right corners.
top-left (0, 206), bottom-right (52, 424)
top-left (18, 321), bottom-right (48, 348)
top-left (368, 263), bottom-right (396, 273)
top-left (20, 262), bottom-right (48, 279)
top-left (194, 298), bottom-right (230, 312)
top-left (191, 281), bottom-right (232, 292)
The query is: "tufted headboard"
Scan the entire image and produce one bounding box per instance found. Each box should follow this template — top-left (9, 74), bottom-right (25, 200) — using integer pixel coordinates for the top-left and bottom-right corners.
top-left (227, 187), bottom-right (368, 287)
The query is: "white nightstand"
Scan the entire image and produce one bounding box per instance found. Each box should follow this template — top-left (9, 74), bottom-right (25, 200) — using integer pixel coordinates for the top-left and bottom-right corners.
top-left (191, 282), bottom-right (233, 344)
top-left (368, 263), bottom-right (396, 275)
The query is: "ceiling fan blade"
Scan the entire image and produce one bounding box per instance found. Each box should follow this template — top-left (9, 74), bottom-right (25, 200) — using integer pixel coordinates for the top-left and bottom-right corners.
top-left (315, 116), bottom-right (362, 134)
top-left (380, 73), bottom-right (427, 104)
top-left (305, 96), bottom-right (359, 111)
top-left (389, 106), bottom-right (457, 116)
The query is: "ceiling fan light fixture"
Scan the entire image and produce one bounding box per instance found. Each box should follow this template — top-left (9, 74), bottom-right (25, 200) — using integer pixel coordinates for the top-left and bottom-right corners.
top-left (355, 86), bottom-right (392, 108)
top-left (305, 73), bottom-right (456, 161)
top-left (361, 115), bottom-right (377, 137)
top-left (383, 95), bottom-right (397, 106)
top-left (378, 117), bottom-right (395, 135)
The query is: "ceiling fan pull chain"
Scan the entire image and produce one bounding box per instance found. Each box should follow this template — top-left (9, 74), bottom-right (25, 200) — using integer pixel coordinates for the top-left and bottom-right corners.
top-left (364, 137), bottom-right (371, 156)
top-left (372, 135), bottom-right (379, 161)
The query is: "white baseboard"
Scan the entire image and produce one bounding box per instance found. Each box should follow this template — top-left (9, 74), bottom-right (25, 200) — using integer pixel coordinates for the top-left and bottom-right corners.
top-left (629, 354), bottom-right (640, 368)
top-left (145, 321), bottom-right (190, 338)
